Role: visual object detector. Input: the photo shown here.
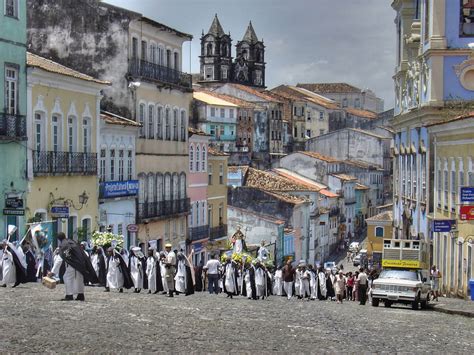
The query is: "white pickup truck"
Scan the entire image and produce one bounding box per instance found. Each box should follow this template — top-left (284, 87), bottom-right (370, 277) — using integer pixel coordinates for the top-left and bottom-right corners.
top-left (371, 268), bottom-right (431, 309)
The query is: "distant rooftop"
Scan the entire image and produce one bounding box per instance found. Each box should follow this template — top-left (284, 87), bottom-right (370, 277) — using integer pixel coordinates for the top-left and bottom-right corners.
top-left (297, 82), bottom-right (362, 94)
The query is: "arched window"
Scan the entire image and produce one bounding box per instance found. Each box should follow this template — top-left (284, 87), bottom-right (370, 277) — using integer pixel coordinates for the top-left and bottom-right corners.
top-left (148, 105), bottom-right (154, 139)
top-left (375, 227), bottom-right (384, 237)
top-left (207, 42), bottom-right (213, 56)
top-left (165, 107), bottom-right (171, 140)
top-left (172, 173), bottom-right (179, 201)
top-left (164, 174), bottom-right (171, 201)
top-left (196, 145), bottom-right (200, 172)
top-left (139, 103), bottom-right (145, 138)
top-left (156, 105), bottom-right (163, 139)
top-left (180, 110), bottom-right (186, 141)
top-left (189, 144), bottom-right (194, 172)
top-left (147, 173), bottom-right (156, 215)
top-left (179, 173), bottom-right (186, 199)
top-left (469, 157), bottom-right (474, 186)
top-left (67, 115), bottom-right (77, 153)
top-left (173, 108), bottom-right (179, 141)
top-left (459, 158), bottom-right (464, 204)
top-left (156, 173), bottom-right (163, 202)
top-left (138, 173), bottom-right (147, 204)
top-left (51, 114), bottom-right (62, 152)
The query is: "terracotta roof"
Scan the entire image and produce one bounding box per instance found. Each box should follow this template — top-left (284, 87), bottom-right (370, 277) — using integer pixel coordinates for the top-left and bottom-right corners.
top-left (228, 165), bottom-right (249, 176)
top-left (245, 167), bottom-right (321, 193)
top-left (263, 191), bottom-right (307, 205)
top-left (355, 183), bottom-right (370, 190)
top-left (188, 127), bottom-right (210, 136)
top-left (343, 160), bottom-right (383, 171)
top-left (101, 111), bottom-right (141, 127)
top-left (425, 112), bottom-right (474, 127)
top-left (197, 90), bottom-right (258, 109)
top-left (27, 52), bottom-right (110, 85)
top-left (208, 147), bottom-right (229, 156)
top-left (331, 173), bottom-right (358, 182)
top-left (193, 91), bottom-right (238, 107)
top-left (298, 151), bottom-right (341, 163)
top-left (224, 84), bottom-right (282, 103)
top-left (319, 189), bottom-right (339, 198)
top-left (345, 107), bottom-right (377, 119)
top-left (366, 211), bottom-right (393, 222)
top-left (297, 83), bottom-right (362, 94)
top-left (272, 168), bottom-right (326, 191)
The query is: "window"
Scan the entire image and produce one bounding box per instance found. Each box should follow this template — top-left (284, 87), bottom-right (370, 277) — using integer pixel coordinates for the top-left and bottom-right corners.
top-left (219, 164), bottom-right (224, 184)
top-left (461, 0), bottom-right (474, 36)
top-left (174, 52), bottom-right (179, 70)
top-left (222, 67), bottom-right (228, 80)
top-left (165, 108), bottom-right (171, 140)
top-left (219, 125), bottom-right (225, 137)
top-left (180, 110), bottom-right (186, 141)
top-left (220, 108), bottom-right (225, 118)
top-left (210, 125), bottom-right (216, 137)
top-left (451, 160), bottom-right (456, 211)
top-left (319, 129), bottom-right (325, 136)
top-left (444, 161), bottom-right (449, 209)
top-left (119, 150), bottom-right (124, 181)
top-left (164, 174), bottom-right (171, 201)
top-left (156, 106), bottom-right (163, 139)
top-left (127, 150), bottom-right (133, 180)
top-left (469, 158), bottom-right (474, 186)
top-left (294, 126), bottom-right (297, 138)
top-left (375, 227), bottom-right (384, 237)
top-left (4, 0), bottom-right (17, 18)
top-left (51, 115), bottom-right (62, 152)
top-left (149, 44), bottom-right (156, 63)
top-left (34, 113), bottom-right (45, 151)
top-left (173, 109), bottom-right (178, 141)
top-left (132, 38), bottom-right (138, 59)
top-left (342, 98), bottom-right (348, 108)
top-left (166, 49), bottom-right (171, 68)
top-left (139, 104), bottom-right (145, 138)
top-left (5, 66), bottom-right (18, 114)
top-left (412, 153), bottom-right (417, 199)
top-left (424, 0), bottom-right (430, 42)
top-left (208, 204), bottom-right (213, 226)
top-left (210, 107), bottom-right (216, 117)
top-left (205, 66), bottom-right (214, 80)
top-left (100, 149), bottom-right (106, 182)
top-left (354, 98), bottom-right (361, 108)
top-left (196, 146), bottom-right (200, 172)
top-left (141, 40), bottom-right (147, 60)
top-left (319, 111), bottom-right (324, 120)
top-left (208, 164), bottom-right (213, 185)
top-left (83, 118), bottom-right (91, 153)
top-left (229, 109), bottom-right (234, 119)
top-left (202, 146), bottom-right (206, 171)
top-left (437, 160), bottom-right (442, 207)
top-left (67, 116), bottom-right (77, 152)
top-left (306, 130), bottom-right (311, 138)
top-left (189, 145), bottom-right (194, 172)
top-left (421, 153), bottom-right (427, 201)
top-left (110, 149), bottom-right (116, 181)
top-left (148, 105), bottom-right (154, 139)
top-left (218, 203), bottom-right (223, 224)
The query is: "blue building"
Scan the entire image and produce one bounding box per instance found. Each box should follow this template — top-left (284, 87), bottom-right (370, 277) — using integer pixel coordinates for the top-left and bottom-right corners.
top-left (392, 0), bottom-right (474, 243)
top-left (0, 0), bottom-right (27, 240)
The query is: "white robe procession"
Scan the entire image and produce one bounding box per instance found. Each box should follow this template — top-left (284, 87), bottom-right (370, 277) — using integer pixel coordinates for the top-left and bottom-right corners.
top-left (273, 269), bottom-right (283, 296)
top-left (300, 270), bottom-right (310, 298)
top-left (294, 269), bottom-right (301, 297)
top-left (130, 255), bottom-right (144, 290)
top-left (159, 259), bottom-right (169, 293)
top-left (107, 256), bottom-right (124, 290)
top-left (51, 254), bottom-right (84, 296)
top-left (318, 271), bottom-right (327, 299)
top-left (255, 267), bottom-right (266, 297)
top-left (224, 263), bottom-right (236, 294)
top-left (309, 270), bottom-right (318, 300)
top-left (1, 249), bottom-right (16, 285)
top-left (244, 268), bottom-right (252, 298)
top-left (146, 256), bottom-right (157, 293)
top-left (174, 257), bottom-right (187, 293)
top-left (91, 254), bottom-right (100, 278)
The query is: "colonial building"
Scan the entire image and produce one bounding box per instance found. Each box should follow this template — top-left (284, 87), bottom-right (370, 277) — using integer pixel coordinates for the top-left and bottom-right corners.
top-left (391, 0), bottom-right (474, 243)
top-left (366, 211), bottom-right (393, 266)
top-left (296, 82), bottom-right (384, 113)
top-left (429, 114), bottom-right (474, 299)
top-left (0, 0), bottom-right (27, 240)
top-left (27, 1), bottom-right (194, 249)
top-left (26, 53), bottom-right (108, 241)
top-left (99, 111), bottom-right (140, 249)
top-left (328, 174), bottom-right (358, 242)
top-left (199, 15), bottom-right (265, 88)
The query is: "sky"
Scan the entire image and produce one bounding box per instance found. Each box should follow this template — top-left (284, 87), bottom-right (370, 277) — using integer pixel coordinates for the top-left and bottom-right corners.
top-left (106, 0), bottom-right (396, 109)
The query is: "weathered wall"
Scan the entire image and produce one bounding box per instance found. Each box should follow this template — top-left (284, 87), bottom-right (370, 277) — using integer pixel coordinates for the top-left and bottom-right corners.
top-left (278, 153), bottom-right (329, 184)
top-left (27, 0), bottom-right (139, 117)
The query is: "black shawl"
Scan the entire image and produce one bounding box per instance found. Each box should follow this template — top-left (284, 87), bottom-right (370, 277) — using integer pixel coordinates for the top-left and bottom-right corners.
top-left (59, 240), bottom-right (99, 284)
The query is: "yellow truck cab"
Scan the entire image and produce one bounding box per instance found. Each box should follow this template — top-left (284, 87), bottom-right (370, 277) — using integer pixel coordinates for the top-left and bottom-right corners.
top-left (371, 239), bottom-right (431, 310)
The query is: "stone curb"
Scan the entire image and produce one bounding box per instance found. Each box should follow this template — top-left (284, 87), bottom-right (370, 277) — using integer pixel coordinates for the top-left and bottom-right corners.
top-left (429, 304), bottom-right (474, 318)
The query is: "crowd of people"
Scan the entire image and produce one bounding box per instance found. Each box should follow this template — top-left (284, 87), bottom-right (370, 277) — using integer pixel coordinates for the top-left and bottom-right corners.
top-left (1, 234), bottom-right (380, 305)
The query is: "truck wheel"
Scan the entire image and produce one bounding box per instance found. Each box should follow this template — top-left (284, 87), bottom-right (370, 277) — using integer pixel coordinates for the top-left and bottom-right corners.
top-left (412, 295), bottom-right (420, 310)
top-left (384, 301), bottom-right (392, 308)
top-left (372, 298), bottom-right (379, 307)
top-left (421, 295), bottom-right (429, 309)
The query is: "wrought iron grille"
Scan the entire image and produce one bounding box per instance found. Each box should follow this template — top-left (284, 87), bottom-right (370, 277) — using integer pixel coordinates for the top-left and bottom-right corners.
top-left (0, 113), bottom-right (26, 139)
top-left (129, 59), bottom-right (192, 89)
top-left (33, 151), bottom-right (97, 176)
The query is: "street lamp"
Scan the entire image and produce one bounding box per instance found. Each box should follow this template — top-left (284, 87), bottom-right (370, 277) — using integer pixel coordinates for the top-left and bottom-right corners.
top-left (65, 191), bottom-right (89, 211)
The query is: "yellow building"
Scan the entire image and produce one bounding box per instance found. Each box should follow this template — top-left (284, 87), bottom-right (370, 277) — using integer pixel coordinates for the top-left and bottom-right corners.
top-left (207, 148), bottom-right (229, 243)
top-left (366, 211), bottom-right (393, 266)
top-left (26, 53), bottom-right (109, 241)
top-left (429, 114), bottom-right (474, 299)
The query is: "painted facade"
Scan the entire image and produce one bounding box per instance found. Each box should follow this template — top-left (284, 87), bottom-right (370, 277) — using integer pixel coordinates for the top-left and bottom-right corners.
top-left (366, 211), bottom-right (393, 266)
top-left (26, 53), bottom-right (108, 242)
top-left (0, 0), bottom-right (27, 240)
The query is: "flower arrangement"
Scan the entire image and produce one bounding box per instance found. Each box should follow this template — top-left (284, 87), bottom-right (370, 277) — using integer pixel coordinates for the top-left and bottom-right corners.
top-left (220, 252), bottom-right (254, 264)
top-left (91, 231), bottom-right (124, 249)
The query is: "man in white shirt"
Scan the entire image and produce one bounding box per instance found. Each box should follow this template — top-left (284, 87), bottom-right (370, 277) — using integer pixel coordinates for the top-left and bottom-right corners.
top-left (357, 267), bottom-right (368, 305)
top-left (204, 254), bottom-right (220, 294)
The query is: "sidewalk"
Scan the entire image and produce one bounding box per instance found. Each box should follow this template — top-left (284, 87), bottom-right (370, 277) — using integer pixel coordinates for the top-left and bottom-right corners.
top-left (429, 296), bottom-right (474, 318)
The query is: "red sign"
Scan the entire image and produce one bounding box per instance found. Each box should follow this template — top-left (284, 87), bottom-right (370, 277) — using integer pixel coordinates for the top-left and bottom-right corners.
top-left (127, 224), bottom-right (139, 233)
top-left (460, 205), bottom-right (474, 220)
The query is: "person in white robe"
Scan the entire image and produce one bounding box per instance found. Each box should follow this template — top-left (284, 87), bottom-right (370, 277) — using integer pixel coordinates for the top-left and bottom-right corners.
top-left (129, 247), bottom-right (144, 293)
top-left (223, 256), bottom-right (238, 298)
top-left (299, 265), bottom-right (310, 299)
top-left (318, 267), bottom-right (327, 300)
top-left (159, 252), bottom-right (169, 294)
top-left (273, 266), bottom-right (283, 296)
top-left (254, 262), bottom-right (266, 299)
top-left (308, 265), bottom-right (318, 300)
top-left (174, 251), bottom-right (187, 294)
top-left (164, 244), bottom-right (176, 297)
top-left (294, 267), bottom-right (301, 298)
top-left (106, 249), bottom-right (125, 292)
top-left (1, 242), bottom-right (16, 287)
top-left (146, 249), bottom-right (158, 294)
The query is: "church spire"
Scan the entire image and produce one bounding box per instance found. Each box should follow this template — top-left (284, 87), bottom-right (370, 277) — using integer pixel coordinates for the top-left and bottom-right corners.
top-left (207, 14), bottom-right (225, 37)
top-left (242, 21), bottom-right (259, 43)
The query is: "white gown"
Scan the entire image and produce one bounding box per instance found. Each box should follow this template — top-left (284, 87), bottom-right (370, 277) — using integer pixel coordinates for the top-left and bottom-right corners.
top-left (244, 269), bottom-right (252, 298)
top-left (273, 269), bottom-right (283, 296)
top-left (51, 255), bottom-right (84, 296)
top-left (318, 271), bottom-right (327, 298)
top-left (224, 263), bottom-right (236, 293)
top-left (160, 260), bottom-right (168, 293)
top-left (174, 259), bottom-right (187, 293)
top-left (1, 250), bottom-right (16, 285)
top-left (91, 254), bottom-right (100, 277)
top-left (130, 256), bottom-right (143, 290)
top-left (294, 270), bottom-right (301, 296)
top-left (107, 257), bottom-right (124, 290)
top-left (310, 270), bottom-right (318, 299)
top-left (255, 267), bottom-right (265, 297)
top-left (146, 256), bottom-right (157, 293)
top-left (300, 270), bottom-right (310, 297)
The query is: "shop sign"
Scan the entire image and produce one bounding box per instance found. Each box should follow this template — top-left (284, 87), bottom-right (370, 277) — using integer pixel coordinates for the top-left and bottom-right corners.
top-left (5, 198), bottom-right (23, 209)
top-left (432, 219), bottom-right (456, 233)
top-left (51, 205), bottom-right (70, 219)
top-left (3, 208), bottom-right (25, 216)
top-left (100, 180), bottom-right (139, 199)
top-left (460, 187), bottom-right (474, 203)
top-left (460, 205), bottom-right (474, 221)
top-left (127, 224), bottom-right (139, 233)
top-left (382, 259), bottom-right (424, 269)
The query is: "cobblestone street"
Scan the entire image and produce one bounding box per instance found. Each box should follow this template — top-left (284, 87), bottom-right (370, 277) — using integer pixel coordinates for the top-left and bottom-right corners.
top-left (0, 284), bottom-right (473, 353)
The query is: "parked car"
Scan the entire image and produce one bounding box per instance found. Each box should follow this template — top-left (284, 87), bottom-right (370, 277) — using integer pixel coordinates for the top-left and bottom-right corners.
top-left (324, 261), bottom-right (337, 273)
top-left (349, 242), bottom-right (360, 252)
top-left (353, 254), bottom-right (361, 266)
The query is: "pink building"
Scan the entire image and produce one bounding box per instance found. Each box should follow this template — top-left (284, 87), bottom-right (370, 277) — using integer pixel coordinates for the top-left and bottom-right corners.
top-left (188, 128), bottom-right (211, 263)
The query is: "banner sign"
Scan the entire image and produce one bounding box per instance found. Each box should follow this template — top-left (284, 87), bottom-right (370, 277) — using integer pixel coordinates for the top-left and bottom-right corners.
top-left (460, 187), bottom-right (474, 203)
top-left (382, 259), bottom-right (425, 269)
top-left (5, 198), bottom-right (23, 209)
top-left (433, 219), bottom-right (456, 233)
top-left (460, 205), bottom-right (474, 221)
top-left (3, 208), bottom-right (25, 216)
top-left (51, 205), bottom-right (69, 219)
top-left (100, 180), bottom-right (139, 198)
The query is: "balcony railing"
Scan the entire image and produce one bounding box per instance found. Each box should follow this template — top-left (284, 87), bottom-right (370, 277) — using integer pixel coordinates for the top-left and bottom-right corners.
top-left (344, 197), bottom-right (356, 205)
top-left (209, 224), bottom-right (228, 240)
top-left (0, 113), bottom-right (26, 140)
top-left (137, 198), bottom-right (190, 222)
top-left (188, 225), bottom-right (210, 242)
top-left (128, 59), bottom-right (192, 90)
top-left (33, 151), bottom-right (97, 176)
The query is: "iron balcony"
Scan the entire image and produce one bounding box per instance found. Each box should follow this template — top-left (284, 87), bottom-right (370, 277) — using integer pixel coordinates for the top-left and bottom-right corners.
top-left (128, 59), bottom-right (192, 90)
top-left (209, 224), bottom-right (228, 240)
top-left (33, 151), bottom-right (97, 176)
top-left (0, 113), bottom-right (27, 140)
top-left (188, 225), bottom-right (210, 242)
top-left (137, 198), bottom-right (190, 222)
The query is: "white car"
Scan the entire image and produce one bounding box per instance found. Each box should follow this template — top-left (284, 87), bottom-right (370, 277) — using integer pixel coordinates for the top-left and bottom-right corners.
top-left (353, 254), bottom-right (361, 266)
top-left (371, 269), bottom-right (431, 310)
top-left (349, 242), bottom-right (360, 252)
